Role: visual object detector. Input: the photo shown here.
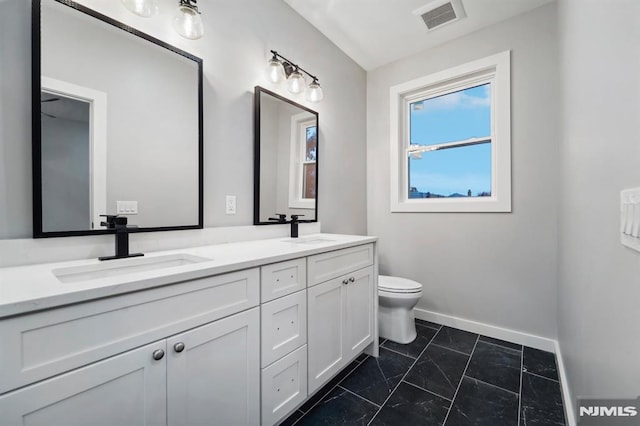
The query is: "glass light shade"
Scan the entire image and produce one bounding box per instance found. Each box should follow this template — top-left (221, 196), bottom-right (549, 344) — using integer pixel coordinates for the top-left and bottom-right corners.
top-left (121, 0), bottom-right (159, 17)
top-left (306, 81), bottom-right (323, 102)
top-left (173, 5), bottom-right (205, 40)
top-left (286, 70), bottom-right (306, 94)
top-left (267, 58), bottom-right (285, 84)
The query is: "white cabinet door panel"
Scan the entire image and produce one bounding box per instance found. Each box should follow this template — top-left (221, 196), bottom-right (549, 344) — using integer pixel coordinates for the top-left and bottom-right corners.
top-left (345, 266), bottom-right (374, 359)
top-left (0, 341), bottom-right (166, 426)
top-left (167, 307), bottom-right (260, 426)
top-left (307, 278), bottom-right (344, 394)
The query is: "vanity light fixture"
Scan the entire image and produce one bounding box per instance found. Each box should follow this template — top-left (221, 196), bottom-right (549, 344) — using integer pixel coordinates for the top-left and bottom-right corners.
top-left (267, 50), bottom-right (324, 102)
top-left (121, 0), bottom-right (159, 18)
top-left (173, 0), bottom-right (205, 40)
top-left (120, 0), bottom-right (204, 40)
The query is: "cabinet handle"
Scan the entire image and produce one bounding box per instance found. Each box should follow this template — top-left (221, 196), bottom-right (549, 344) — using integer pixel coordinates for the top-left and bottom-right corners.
top-left (174, 342), bottom-right (186, 353)
top-left (342, 279), bottom-right (349, 285)
top-left (349, 277), bottom-right (355, 283)
top-left (152, 349), bottom-right (165, 360)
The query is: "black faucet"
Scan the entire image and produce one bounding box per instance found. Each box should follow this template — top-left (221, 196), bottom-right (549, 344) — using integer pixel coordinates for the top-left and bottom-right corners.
top-left (268, 214), bottom-right (287, 223)
top-left (98, 215), bottom-right (144, 261)
top-left (290, 214), bottom-right (304, 238)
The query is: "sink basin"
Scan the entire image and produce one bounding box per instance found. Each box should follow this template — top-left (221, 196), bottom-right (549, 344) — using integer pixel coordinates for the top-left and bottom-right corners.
top-left (53, 253), bottom-right (211, 284)
top-left (281, 237), bottom-right (336, 244)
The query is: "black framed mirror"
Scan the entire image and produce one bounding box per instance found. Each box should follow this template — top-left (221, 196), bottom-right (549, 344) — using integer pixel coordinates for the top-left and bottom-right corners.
top-left (254, 86), bottom-right (318, 225)
top-left (32, 0), bottom-right (204, 238)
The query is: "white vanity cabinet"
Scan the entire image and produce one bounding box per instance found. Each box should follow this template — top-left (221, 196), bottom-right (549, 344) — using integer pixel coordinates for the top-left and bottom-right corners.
top-left (307, 244), bottom-right (375, 394)
top-left (0, 235), bottom-right (378, 426)
top-left (0, 269), bottom-right (261, 426)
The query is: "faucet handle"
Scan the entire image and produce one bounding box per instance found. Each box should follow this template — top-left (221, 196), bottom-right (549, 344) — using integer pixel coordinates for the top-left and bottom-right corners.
top-left (290, 214), bottom-right (305, 221)
top-left (268, 214), bottom-right (287, 223)
top-left (99, 214), bottom-right (128, 229)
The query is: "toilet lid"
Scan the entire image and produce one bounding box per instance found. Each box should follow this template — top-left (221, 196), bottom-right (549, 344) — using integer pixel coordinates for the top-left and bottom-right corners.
top-left (378, 275), bottom-right (422, 293)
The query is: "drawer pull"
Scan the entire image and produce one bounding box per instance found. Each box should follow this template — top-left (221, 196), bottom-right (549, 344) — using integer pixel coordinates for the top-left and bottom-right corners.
top-left (342, 279), bottom-right (349, 285)
top-left (349, 277), bottom-right (355, 283)
top-left (174, 342), bottom-right (186, 353)
top-left (152, 349), bottom-right (165, 360)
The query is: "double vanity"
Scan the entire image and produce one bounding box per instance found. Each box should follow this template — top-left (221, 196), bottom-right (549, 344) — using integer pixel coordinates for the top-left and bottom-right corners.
top-left (0, 234), bottom-right (378, 425)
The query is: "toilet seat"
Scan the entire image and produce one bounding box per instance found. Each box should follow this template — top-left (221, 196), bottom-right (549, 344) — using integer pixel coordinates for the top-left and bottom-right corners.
top-left (378, 275), bottom-right (422, 294)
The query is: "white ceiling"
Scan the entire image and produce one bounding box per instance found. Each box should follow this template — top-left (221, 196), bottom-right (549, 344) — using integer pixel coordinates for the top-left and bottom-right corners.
top-left (283, 0), bottom-right (554, 70)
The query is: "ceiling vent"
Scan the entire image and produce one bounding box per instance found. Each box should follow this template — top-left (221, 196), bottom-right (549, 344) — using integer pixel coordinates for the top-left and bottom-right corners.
top-left (413, 0), bottom-right (467, 31)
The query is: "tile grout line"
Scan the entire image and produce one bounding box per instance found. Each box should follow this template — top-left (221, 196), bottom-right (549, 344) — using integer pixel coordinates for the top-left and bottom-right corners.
top-left (378, 344), bottom-right (418, 360)
top-left (337, 385), bottom-right (382, 408)
top-left (402, 379), bottom-right (452, 402)
top-left (430, 342), bottom-right (474, 357)
top-left (365, 326), bottom-right (442, 425)
top-left (517, 344), bottom-right (524, 426)
top-left (522, 370), bottom-right (560, 384)
top-left (441, 335), bottom-right (480, 425)
top-left (477, 339), bottom-right (523, 353)
top-left (462, 374), bottom-right (519, 396)
top-left (292, 356), bottom-right (365, 423)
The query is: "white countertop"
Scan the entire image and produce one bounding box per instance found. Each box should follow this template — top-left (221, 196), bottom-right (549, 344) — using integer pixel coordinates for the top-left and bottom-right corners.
top-left (0, 233), bottom-right (376, 318)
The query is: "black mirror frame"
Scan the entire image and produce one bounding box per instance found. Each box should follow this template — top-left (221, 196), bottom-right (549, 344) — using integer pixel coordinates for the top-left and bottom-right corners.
top-left (253, 86), bottom-right (319, 226)
top-left (32, 0), bottom-right (204, 238)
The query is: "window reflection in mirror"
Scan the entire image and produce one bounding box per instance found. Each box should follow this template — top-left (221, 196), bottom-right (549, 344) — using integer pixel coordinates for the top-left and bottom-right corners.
top-left (254, 87), bottom-right (318, 225)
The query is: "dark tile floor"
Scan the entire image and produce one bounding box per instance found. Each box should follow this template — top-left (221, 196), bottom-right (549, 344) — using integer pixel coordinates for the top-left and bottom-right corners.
top-left (280, 320), bottom-right (566, 426)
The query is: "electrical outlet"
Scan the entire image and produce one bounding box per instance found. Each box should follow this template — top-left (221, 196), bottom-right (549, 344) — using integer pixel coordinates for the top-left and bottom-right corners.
top-left (117, 201), bottom-right (138, 215)
top-left (226, 195), bottom-right (236, 214)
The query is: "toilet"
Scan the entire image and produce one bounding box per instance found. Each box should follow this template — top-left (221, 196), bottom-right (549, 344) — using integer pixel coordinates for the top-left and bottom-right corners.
top-left (378, 275), bottom-right (423, 344)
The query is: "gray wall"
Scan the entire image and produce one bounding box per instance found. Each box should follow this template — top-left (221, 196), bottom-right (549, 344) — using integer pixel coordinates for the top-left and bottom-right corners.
top-left (367, 4), bottom-right (560, 338)
top-left (0, 0), bottom-right (367, 238)
top-left (557, 0), bottom-right (640, 404)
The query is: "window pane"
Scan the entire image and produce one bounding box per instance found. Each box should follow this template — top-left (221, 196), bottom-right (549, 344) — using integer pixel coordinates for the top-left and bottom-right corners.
top-left (410, 83), bottom-right (491, 146)
top-left (303, 163), bottom-right (316, 199)
top-left (408, 143), bottom-right (491, 198)
top-left (305, 126), bottom-right (317, 161)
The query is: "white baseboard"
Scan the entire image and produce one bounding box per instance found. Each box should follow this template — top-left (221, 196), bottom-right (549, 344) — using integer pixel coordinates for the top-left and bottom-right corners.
top-left (554, 341), bottom-right (576, 426)
top-left (414, 308), bottom-right (556, 351)
top-left (414, 307), bottom-right (576, 425)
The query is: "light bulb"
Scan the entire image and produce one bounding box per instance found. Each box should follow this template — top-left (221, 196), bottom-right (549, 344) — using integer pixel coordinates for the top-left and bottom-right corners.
top-left (121, 0), bottom-right (159, 17)
top-left (267, 57), bottom-right (285, 84)
top-left (287, 69), bottom-right (306, 94)
top-left (173, 1), bottom-right (204, 40)
top-left (306, 79), bottom-right (323, 102)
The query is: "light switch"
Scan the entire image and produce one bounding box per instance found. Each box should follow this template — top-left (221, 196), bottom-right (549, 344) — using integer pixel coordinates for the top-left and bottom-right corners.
top-left (117, 201), bottom-right (138, 215)
top-left (620, 188), bottom-right (640, 253)
top-left (226, 195), bottom-right (236, 214)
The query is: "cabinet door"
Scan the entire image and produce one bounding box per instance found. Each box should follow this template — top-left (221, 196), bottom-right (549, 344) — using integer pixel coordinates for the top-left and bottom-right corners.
top-left (167, 307), bottom-right (260, 426)
top-left (344, 266), bottom-right (375, 360)
top-left (0, 341), bottom-right (167, 426)
top-left (307, 278), bottom-right (345, 394)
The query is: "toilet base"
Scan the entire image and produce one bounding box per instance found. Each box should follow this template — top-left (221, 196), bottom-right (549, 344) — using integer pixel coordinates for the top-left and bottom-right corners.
top-left (378, 305), bottom-right (417, 344)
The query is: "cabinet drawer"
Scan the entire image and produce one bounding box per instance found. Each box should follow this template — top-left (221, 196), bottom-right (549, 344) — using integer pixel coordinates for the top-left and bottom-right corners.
top-left (261, 345), bottom-right (307, 426)
top-left (261, 258), bottom-right (306, 303)
top-left (0, 268), bottom-right (259, 394)
top-left (261, 291), bottom-right (307, 368)
top-left (307, 243), bottom-right (374, 286)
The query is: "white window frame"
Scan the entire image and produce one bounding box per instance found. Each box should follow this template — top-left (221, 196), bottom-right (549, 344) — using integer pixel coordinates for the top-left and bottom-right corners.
top-left (389, 50), bottom-right (511, 212)
top-left (288, 113), bottom-right (316, 209)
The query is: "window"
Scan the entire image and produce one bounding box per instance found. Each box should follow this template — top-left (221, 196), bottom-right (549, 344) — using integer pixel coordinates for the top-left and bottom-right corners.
top-left (390, 51), bottom-right (511, 212)
top-left (289, 113), bottom-right (317, 209)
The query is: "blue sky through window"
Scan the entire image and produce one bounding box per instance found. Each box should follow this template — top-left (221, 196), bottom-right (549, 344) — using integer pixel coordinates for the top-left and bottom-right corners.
top-left (409, 84), bottom-right (492, 197)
